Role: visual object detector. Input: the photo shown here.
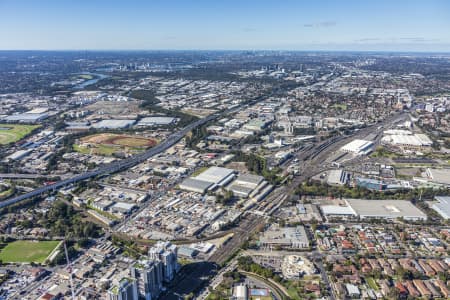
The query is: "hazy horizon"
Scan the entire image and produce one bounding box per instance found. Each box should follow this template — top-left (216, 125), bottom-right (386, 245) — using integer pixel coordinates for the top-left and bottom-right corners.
top-left (1, 0), bottom-right (449, 52)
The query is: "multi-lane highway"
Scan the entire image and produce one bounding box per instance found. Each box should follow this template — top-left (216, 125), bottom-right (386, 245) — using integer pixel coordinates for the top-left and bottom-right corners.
top-left (0, 93), bottom-right (265, 210)
top-left (0, 113), bottom-right (219, 210)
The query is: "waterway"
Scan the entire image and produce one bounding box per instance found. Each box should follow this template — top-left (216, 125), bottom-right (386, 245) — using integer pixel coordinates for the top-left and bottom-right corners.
top-left (73, 73), bottom-right (109, 89)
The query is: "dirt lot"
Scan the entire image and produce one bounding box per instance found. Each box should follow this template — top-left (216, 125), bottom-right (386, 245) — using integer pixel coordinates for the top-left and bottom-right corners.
top-left (80, 133), bottom-right (157, 147)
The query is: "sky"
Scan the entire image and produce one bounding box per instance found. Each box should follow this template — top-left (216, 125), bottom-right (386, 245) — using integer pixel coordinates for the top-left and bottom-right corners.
top-left (0, 0), bottom-right (449, 51)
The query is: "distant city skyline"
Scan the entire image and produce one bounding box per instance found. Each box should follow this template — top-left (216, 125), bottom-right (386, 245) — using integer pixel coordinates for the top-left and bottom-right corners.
top-left (1, 0), bottom-right (449, 52)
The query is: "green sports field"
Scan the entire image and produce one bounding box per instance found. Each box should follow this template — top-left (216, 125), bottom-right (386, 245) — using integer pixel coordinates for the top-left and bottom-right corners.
top-left (0, 240), bottom-right (61, 264)
top-left (0, 124), bottom-right (40, 145)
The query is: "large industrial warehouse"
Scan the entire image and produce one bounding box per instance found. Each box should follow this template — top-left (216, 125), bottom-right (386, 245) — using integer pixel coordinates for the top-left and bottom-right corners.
top-left (179, 167), bottom-right (236, 194)
top-left (340, 139), bottom-right (374, 156)
top-left (194, 166), bottom-right (236, 188)
top-left (91, 119), bottom-right (136, 129)
top-left (178, 178), bottom-right (213, 194)
top-left (426, 168), bottom-right (450, 186)
top-left (179, 167), bottom-right (272, 200)
top-left (227, 173), bottom-right (265, 198)
top-left (137, 116), bottom-right (177, 126)
top-left (381, 130), bottom-right (433, 148)
top-left (346, 199), bottom-right (427, 221)
top-left (431, 196), bottom-right (450, 220)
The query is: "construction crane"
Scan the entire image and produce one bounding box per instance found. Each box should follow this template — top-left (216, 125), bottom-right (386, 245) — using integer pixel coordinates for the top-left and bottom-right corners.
top-left (63, 240), bottom-right (76, 300)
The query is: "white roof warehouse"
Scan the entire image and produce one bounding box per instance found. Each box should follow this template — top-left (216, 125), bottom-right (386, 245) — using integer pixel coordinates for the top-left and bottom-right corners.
top-left (179, 167), bottom-right (236, 194)
top-left (340, 139), bottom-right (374, 156)
top-left (346, 199), bottom-right (427, 221)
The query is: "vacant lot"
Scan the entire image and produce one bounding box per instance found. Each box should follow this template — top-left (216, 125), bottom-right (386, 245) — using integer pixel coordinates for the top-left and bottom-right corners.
top-left (75, 133), bottom-right (157, 156)
top-left (0, 124), bottom-right (40, 145)
top-left (0, 240), bottom-right (61, 264)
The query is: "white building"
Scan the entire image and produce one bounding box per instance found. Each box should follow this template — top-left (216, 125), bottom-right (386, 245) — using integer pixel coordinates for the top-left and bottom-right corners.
top-left (340, 139), bottom-right (374, 155)
top-left (346, 199), bottom-right (427, 221)
top-left (179, 166), bottom-right (236, 193)
top-left (233, 284), bottom-right (248, 300)
top-left (346, 284), bottom-right (360, 298)
top-left (382, 131), bottom-right (432, 148)
top-left (137, 116), bottom-right (177, 126)
top-left (148, 241), bottom-right (178, 283)
top-left (426, 168), bottom-right (450, 186)
top-left (431, 196), bottom-right (450, 220)
top-left (327, 169), bottom-right (349, 186)
top-left (92, 119), bottom-right (136, 129)
top-left (320, 205), bottom-right (357, 220)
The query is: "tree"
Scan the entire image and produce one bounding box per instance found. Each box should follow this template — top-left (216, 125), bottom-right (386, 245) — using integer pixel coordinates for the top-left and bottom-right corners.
top-left (77, 237), bottom-right (90, 248)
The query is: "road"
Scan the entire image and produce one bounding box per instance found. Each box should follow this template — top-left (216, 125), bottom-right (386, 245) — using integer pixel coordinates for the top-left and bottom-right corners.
top-left (0, 113), bottom-right (220, 209)
top-left (0, 92), bottom-right (271, 210)
top-left (196, 258), bottom-right (239, 300)
top-left (311, 251), bottom-right (336, 300)
top-left (191, 111), bottom-right (409, 299)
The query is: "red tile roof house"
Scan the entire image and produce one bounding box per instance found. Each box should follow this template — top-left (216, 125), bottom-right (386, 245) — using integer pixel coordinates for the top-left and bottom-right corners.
top-left (395, 281), bottom-right (408, 297)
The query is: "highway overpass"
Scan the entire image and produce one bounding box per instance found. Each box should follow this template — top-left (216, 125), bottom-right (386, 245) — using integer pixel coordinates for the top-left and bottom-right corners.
top-left (0, 113), bottom-right (219, 210)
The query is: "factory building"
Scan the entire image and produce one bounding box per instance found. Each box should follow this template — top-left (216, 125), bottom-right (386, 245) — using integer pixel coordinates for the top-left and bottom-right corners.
top-left (179, 178), bottom-right (213, 194)
top-left (320, 205), bottom-right (357, 220)
top-left (321, 199), bottom-right (427, 221)
top-left (340, 139), bottom-right (374, 156)
top-left (346, 199), bottom-right (427, 221)
top-left (92, 119), bottom-right (136, 129)
top-left (382, 130), bottom-right (433, 149)
top-left (194, 166), bottom-right (236, 188)
top-left (179, 166), bottom-right (236, 194)
top-left (327, 169), bottom-right (349, 186)
top-left (4, 112), bottom-right (49, 123)
top-left (110, 202), bottom-right (136, 215)
top-left (431, 196), bottom-right (450, 220)
top-left (227, 173), bottom-right (265, 198)
top-left (179, 167), bottom-right (271, 201)
top-left (137, 116), bottom-right (177, 127)
top-left (426, 168), bottom-right (450, 186)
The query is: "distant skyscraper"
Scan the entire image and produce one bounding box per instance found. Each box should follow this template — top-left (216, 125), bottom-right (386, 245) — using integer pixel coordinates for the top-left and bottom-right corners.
top-left (108, 277), bottom-right (139, 300)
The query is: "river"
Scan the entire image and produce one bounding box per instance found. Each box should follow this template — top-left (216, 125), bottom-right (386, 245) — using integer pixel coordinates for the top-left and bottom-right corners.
top-left (73, 73), bottom-right (109, 89)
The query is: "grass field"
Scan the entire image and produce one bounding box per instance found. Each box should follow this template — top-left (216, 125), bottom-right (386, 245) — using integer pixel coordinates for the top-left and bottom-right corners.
top-left (0, 240), bottom-right (61, 264)
top-left (0, 124), bottom-right (40, 145)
